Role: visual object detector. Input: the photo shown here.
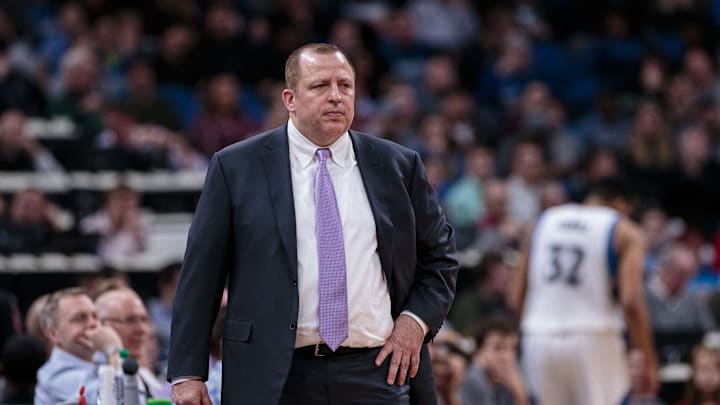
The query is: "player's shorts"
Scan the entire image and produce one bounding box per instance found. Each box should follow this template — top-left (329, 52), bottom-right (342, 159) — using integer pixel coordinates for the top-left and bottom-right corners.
top-left (522, 331), bottom-right (629, 405)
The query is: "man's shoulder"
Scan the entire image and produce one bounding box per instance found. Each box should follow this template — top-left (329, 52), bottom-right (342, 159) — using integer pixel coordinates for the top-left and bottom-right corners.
top-left (350, 130), bottom-right (420, 169)
top-left (215, 126), bottom-right (286, 159)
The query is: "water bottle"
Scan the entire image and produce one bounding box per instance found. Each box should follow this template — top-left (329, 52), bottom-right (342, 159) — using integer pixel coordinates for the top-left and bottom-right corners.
top-left (122, 357), bottom-right (141, 405)
top-left (98, 364), bottom-right (117, 405)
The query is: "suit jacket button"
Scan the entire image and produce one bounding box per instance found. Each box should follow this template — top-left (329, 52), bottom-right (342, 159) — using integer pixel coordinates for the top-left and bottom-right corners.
top-left (289, 322), bottom-right (297, 330)
top-left (292, 279), bottom-right (297, 286)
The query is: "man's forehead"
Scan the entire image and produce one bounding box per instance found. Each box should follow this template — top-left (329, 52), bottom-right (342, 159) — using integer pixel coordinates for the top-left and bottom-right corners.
top-left (59, 295), bottom-right (94, 315)
top-left (298, 51), bottom-right (353, 75)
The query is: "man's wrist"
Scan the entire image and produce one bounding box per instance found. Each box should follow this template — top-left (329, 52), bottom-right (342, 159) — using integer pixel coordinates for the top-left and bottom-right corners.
top-left (171, 376), bottom-right (203, 385)
top-left (400, 310), bottom-right (429, 335)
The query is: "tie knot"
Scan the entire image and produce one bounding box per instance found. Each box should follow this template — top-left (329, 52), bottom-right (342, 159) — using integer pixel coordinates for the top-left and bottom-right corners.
top-left (316, 148), bottom-right (331, 163)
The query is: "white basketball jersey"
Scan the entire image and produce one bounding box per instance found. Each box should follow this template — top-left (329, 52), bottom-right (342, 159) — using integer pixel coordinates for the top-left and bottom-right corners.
top-left (521, 204), bottom-right (624, 333)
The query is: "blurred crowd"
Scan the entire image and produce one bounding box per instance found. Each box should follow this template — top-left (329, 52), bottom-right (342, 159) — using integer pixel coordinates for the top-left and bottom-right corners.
top-left (1, 0), bottom-right (720, 403)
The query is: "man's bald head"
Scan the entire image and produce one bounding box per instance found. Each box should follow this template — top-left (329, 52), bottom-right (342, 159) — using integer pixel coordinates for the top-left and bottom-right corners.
top-left (95, 288), bottom-right (150, 361)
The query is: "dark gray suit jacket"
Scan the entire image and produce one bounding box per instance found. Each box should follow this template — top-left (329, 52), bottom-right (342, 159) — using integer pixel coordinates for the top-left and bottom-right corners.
top-left (168, 125), bottom-right (458, 404)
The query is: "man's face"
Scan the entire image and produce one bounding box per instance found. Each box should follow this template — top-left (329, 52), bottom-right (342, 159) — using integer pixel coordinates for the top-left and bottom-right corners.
top-left (48, 295), bottom-right (99, 361)
top-left (98, 291), bottom-right (150, 360)
top-left (476, 332), bottom-right (518, 381)
top-left (283, 51), bottom-right (355, 146)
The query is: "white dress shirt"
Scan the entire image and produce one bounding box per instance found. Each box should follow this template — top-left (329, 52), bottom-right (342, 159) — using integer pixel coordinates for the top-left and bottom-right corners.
top-left (288, 119), bottom-right (396, 348)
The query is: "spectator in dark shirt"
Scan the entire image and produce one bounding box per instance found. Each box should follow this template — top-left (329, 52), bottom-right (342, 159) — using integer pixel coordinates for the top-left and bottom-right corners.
top-left (0, 109), bottom-right (63, 172)
top-left (0, 189), bottom-right (61, 254)
top-left (460, 317), bottom-right (530, 405)
top-left (0, 39), bottom-right (46, 117)
top-left (190, 73), bottom-right (259, 157)
top-left (0, 334), bottom-right (48, 405)
top-left (123, 58), bottom-right (182, 131)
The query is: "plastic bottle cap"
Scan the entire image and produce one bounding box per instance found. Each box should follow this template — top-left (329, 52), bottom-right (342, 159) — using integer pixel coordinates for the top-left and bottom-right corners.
top-left (119, 349), bottom-right (129, 358)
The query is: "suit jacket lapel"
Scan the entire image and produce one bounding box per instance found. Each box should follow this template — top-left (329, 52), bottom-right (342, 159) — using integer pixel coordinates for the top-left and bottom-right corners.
top-left (350, 131), bottom-right (394, 284)
top-left (261, 125), bottom-right (298, 279)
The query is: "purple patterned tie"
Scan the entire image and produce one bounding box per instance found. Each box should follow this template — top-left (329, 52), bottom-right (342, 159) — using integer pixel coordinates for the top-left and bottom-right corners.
top-left (315, 148), bottom-right (348, 351)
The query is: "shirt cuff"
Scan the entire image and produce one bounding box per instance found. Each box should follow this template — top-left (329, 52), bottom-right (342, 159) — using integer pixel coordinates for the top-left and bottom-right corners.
top-left (171, 376), bottom-right (203, 385)
top-left (400, 310), bottom-right (429, 335)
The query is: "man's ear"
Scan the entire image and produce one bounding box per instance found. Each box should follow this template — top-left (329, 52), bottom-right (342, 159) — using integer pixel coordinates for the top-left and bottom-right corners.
top-left (282, 89), bottom-right (296, 113)
top-left (46, 326), bottom-right (58, 345)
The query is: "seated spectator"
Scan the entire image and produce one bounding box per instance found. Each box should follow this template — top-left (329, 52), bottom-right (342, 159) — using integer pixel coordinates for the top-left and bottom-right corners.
top-left (0, 39), bottom-right (47, 117)
top-left (0, 289), bottom-right (20, 355)
top-left (79, 185), bottom-right (148, 261)
top-left (505, 139), bottom-right (547, 226)
top-left (0, 334), bottom-right (47, 404)
top-left (676, 345), bottom-right (720, 405)
top-left (625, 100), bottom-right (675, 200)
top-left (94, 102), bottom-right (207, 171)
top-left (48, 45), bottom-right (104, 140)
top-left (0, 110), bottom-right (63, 172)
top-left (190, 73), bottom-right (259, 157)
top-left (24, 294), bottom-right (51, 354)
top-left (468, 179), bottom-right (524, 256)
top-left (460, 317), bottom-right (530, 405)
top-left (444, 145), bottom-right (495, 237)
top-left (449, 251), bottom-right (513, 336)
top-left (428, 327), bottom-right (471, 405)
top-left (646, 244), bottom-right (716, 333)
top-left (95, 287), bottom-right (171, 399)
top-left (0, 188), bottom-right (63, 254)
top-left (34, 287), bottom-right (124, 405)
top-left (147, 263), bottom-right (180, 365)
top-left (640, 205), bottom-right (681, 277)
top-left (122, 58), bottom-right (182, 131)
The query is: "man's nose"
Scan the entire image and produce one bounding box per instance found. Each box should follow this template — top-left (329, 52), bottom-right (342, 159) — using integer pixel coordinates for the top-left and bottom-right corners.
top-left (328, 83), bottom-right (341, 100)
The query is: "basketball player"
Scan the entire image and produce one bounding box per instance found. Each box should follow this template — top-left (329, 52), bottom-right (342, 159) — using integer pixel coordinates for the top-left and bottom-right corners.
top-left (509, 177), bottom-right (658, 404)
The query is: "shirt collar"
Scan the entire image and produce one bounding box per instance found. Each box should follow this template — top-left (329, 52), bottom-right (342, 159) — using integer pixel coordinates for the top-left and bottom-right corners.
top-left (287, 119), bottom-right (352, 169)
top-left (649, 275), bottom-right (670, 299)
top-left (51, 347), bottom-right (94, 367)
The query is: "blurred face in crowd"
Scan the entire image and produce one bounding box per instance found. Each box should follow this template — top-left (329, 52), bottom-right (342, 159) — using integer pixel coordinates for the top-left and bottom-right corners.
top-left (96, 289), bottom-right (150, 361)
top-left (466, 147), bottom-right (494, 180)
top-left (660, 246), bottom-right (698, 296)
top-left (106, 188), bottom-right (140, 227)
top-left (587, 148), bottom-right (618, 180)
top-left (0, 110), bottom-right (25, 144)
top-left (678, 126), bottom-right (711, 168)
top-left (484, 179), bottom-right (508, 219)
top-left (633, 101), bottom-right (664, 138)
top-left (10, 189), bottom-right (47, 224)
top-left (476, 331), bottom-right (518, 383)
top-left (47, 294), bottom-right (100, 361)
top-left (208, 74), bottom-right (239, 114)
top-left (512, 142), bottom-right (544, 183)
top-left (692, 348), bottom-right (720, 395)
top-left (283, 49), bottom-right (355, 146)
top-left (419, 114), bottom-right (450, 155)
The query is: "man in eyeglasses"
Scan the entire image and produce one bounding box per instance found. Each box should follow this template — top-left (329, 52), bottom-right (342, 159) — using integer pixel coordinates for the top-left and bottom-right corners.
top-left (96, 287), bottom-right (171, 398)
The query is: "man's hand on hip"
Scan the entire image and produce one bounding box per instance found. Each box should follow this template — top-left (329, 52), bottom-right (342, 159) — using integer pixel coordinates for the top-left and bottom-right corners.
top-left (375, 314), bottom-right (425, 386)
top-left (172, 379), bottom-right (212, 405)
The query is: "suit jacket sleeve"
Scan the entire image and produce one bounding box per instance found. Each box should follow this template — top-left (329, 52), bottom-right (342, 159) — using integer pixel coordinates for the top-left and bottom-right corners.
top-left (167, 154), bottom-right (233, 381)
top-left (403, 151), bottom-right (459, 340)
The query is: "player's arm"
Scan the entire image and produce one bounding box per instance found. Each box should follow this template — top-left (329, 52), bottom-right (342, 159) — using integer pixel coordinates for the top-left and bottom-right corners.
top-left (615, 218), bottom-right (659, 392)
top-left (508, 224), bottom-right (533, 318)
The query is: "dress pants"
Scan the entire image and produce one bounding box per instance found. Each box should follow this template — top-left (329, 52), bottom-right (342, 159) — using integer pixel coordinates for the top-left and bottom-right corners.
top-left (279, 347), bottom-right (411, 404)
